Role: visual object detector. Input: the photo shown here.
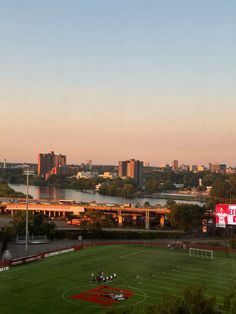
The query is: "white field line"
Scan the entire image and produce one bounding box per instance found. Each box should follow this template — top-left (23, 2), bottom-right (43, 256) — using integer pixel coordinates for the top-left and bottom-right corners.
top-left (138, 280), bottom-right (182, 291)
top-left (124, 256), bottom-right (236, 280)
top-left (150, 263), bottom-right (236, 286)
top-left (129, 281), bottom-right (226, 302)
top-left (0, 271), bottom-right (77, 291)
top-left (172, 271), bottom-right (234, 286)
top-left (180, 265), bottom-right (236, 278)
top-left (150, 259), bottom-right (236, 278)
top-left (128, 285), bottom-right (180, 298)
top-left (122, 255), bottom-right (236, 286)
top-left (62, 284), bottom-right (148, 308)
top-left (120, 250), bottom-right (145, 259)
top-left (167, 253), bottom-right (175, 258)
top-left (0, 253), bottom-right (76, 276)
top-left (160, 267), bottom-right (235, 284)
top-left (141, 274), bottom-right (233, 290)
top-left (124, 251), bottom-right (236, 268)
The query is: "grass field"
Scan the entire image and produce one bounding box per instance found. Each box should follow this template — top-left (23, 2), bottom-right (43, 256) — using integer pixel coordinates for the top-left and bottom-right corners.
top-left (1, 245), bottom-right (236, 314)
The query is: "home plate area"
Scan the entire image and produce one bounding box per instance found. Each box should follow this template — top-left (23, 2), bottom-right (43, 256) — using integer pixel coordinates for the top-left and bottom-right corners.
top-left (70, 285), bottom-right (134, 306)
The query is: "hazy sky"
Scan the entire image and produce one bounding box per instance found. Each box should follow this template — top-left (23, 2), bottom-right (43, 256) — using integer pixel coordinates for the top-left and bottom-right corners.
top-left (1, 1), bottom-right (236, 166)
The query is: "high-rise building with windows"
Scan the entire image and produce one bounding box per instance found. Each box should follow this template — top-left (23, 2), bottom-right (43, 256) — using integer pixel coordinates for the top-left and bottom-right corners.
top-left (55, 154), bottom-right (66, 167)
top-left (37, 151), bottom-right (67, 179)
top-left (118, 161), bottom-right (128, 178)
top-left (118, 159), bottom-right (143, 184)
top-left (172, 160), bottom-right (178, 171)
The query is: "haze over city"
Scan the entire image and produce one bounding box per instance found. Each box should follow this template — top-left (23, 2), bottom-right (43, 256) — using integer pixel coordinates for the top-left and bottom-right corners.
top-left (1, 1), bottom-right (236, 165)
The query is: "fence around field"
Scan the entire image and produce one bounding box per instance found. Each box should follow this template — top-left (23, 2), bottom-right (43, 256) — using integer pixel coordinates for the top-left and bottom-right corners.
top-left (1, 239), bottom-right (236, 272)
top-left (16, 235), bottom-right (50, 245)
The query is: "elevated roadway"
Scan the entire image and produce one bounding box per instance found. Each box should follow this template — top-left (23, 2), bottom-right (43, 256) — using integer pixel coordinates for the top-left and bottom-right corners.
top-left (0, 202), bottom-right (170, 229)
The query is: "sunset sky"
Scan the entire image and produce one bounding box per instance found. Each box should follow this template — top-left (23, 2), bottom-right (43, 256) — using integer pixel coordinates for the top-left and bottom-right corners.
top-left (1, 1), bottom-right (236, 166)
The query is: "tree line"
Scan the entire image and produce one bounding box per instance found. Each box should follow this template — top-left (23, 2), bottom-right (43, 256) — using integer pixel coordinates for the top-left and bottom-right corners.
top-left (107, 285), bottom-right (236, 314)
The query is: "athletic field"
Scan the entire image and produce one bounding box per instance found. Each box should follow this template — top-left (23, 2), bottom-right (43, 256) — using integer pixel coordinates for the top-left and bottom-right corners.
top-left (0, 244), bottom-right (236, 313)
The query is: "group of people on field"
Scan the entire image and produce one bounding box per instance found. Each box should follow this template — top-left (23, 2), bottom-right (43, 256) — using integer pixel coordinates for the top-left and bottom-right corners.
top-left (166, 241), bottom-right (186, 250)
top-left (90, 271), bottom-right (117, 283)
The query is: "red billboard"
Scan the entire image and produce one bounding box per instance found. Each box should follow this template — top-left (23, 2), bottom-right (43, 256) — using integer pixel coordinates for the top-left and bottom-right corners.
top-left (216, 204), bottom-right (236, 228)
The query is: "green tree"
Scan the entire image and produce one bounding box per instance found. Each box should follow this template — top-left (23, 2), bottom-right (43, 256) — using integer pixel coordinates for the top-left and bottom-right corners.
top-left (0, 181), bottom-right (27, 198)
top-left (211, 179), bottom-right (229, 199)
top-left (123, 183), bottom-right (135, 198)
top-left (31, 213), bottom-right (55, 237)
top-left (170, 203), bottom-right (206, 232)
top-left (3, 212), bottom-right (55, 238)
top-left (223, 284), bottom-right (236, 314)
top-left (79, 211), bottom-right (112, 236)
top-left (180, 285), bottom-right (217, 314)
top-left (106, 286), bottom-right (218, 314)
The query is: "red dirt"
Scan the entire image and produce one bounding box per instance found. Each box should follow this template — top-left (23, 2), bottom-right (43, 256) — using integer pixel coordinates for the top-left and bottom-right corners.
top-left (70, 285), bottom-right (134, 306)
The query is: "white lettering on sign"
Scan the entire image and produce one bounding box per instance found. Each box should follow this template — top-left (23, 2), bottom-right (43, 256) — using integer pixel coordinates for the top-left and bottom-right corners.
top-left (44, 248), bottom-right (74, 258)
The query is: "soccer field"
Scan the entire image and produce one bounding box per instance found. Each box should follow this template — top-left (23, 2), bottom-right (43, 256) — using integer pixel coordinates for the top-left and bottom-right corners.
top-left (0, 244), bottom-right (236, 313)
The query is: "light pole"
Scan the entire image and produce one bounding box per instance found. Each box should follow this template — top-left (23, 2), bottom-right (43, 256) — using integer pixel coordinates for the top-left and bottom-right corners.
top-left (24, 168), bottom-right (34, 255)
top-left (230, 188), bottom-right (232, 204)
top-left (25, 170), bottom-right (29, 255)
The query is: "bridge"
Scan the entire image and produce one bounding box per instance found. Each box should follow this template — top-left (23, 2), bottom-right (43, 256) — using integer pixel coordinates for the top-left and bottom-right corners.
top-left (0, 201), bottom-right (170, 229)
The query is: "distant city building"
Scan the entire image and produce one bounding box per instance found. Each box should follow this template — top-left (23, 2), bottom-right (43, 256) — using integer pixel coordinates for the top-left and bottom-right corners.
top-left (118, 161), bottom-right (128, 178)
top-left (210, 163), bottom-right (227, 173)
top-left (55, 154), bottom-right (66, 167)
top-left (99, 172), bottom-right (117, 179)
top-left (118, 159), bottom-right (143, 184)
top-left (76, 171), bottom-right (98, 179)
top-left (45, 166), bottom-right (71, 180)
top-left (3, 159), bottom-right (6, 169)
top-left (226, 167), bottom-right (236, 174)
top-left (172, 160), bottom-right (178, 171)
top-left (197, 165), bottom-right (206, 172)
top-left (190, 165), bottom-right (198, 172)
top-left (37, 151), bottom-right (67, 179)
top-left (179, 164), bottom-right (190, 171)
top-left (86, 160), bottom-right (93, 170)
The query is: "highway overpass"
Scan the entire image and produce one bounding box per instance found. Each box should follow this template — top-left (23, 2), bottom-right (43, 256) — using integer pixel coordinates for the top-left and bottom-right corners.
top-left (0, 202), bottom-right (170, 229)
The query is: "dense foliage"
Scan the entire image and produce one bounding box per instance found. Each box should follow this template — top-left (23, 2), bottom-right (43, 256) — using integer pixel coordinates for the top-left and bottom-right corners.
top-left (0, 168), bottom-right (25, 184)
top-left (3, 212), bottom-right (55, 238)
top-left (169, 203), bottom-right (206, 232)
top-left (106, 285), bottom-right (236, 314)
top-left (0, 181), bottom-right (26, 198)
top-left (98, 178), bottom-right (138, 198)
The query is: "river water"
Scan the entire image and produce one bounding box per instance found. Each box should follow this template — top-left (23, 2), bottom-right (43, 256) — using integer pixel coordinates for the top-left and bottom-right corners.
top-left (9, 184), bottom-right (203, 207)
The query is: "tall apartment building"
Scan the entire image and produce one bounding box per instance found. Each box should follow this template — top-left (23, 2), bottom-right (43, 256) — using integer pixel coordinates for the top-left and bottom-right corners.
top-left (55, 154), bottom-right (66, 167)
top-left (172, 160), bottom-right (178, 171)
top-left (37, 151), bottom-right (67, 179)
top-left (118, 159), bottom-right (143, 184)
top-left (118, 161), bottom-right (128, 177)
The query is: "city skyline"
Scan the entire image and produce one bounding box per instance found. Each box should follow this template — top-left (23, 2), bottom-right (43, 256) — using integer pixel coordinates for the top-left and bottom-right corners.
top-left (1, 152), bottom-right (235, 169)
top-left (1, 1), bottom-right (236, 165)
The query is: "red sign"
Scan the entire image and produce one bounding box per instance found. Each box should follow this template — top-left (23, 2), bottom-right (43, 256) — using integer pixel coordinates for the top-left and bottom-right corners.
top-left (215, 204), bottom-right (236, 228)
